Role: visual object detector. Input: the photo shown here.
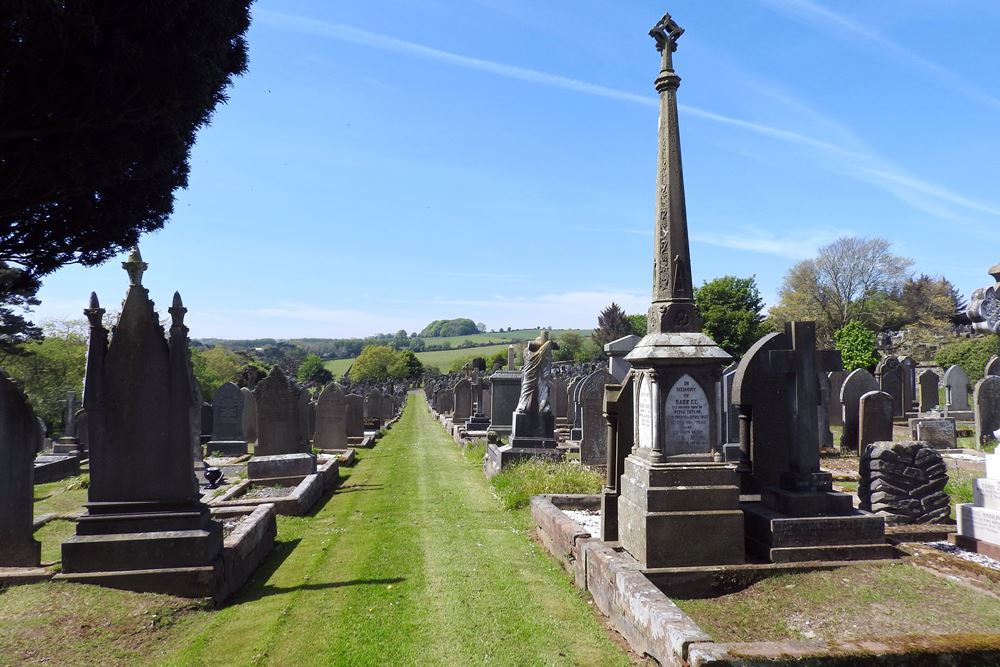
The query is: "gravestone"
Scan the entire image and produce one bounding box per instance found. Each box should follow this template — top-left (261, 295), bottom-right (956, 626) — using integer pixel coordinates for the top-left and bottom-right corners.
top-left (860, 442), bottom-right (950, 524)
top-left (915, 418), bottom-right (957, 449)
top-left (974, 376), bottom-right (1000, 447)
top-left (314, 383), bottom-right (348, 450)
top-left (551, 376), bottom-right (568, 419)
top-left (453, 378), bottom-right (472, 421)
top-left (345, 393), bottom-right (364, 437)
top-left (817, 371), bottom-right (834, 449)
top-left (839, 369), bottom-right (879, 452)
top-left (986, 355), bottom-right (1000, 378)
top-left (569, 377), bottom-right (586, 440)
top-left (859, 391), bottom-right (893, 451)
top-left (241, 387), bottom-right (258, 443)
top-left (918, 370), bottom-right (939, 413)
top-left (721, 363), bottom-right (739, 459)
top-left (953, 451), bottom-right (1000, 559)
top-left (566, 376), bottom-right (581, 426)
top-left (206, 382), bottom-right (246, 456)
top-left (254, 366), bottom-right (306, 456)
top-left (365, 390), bottom-right (383, 428)
top-left (435, 388), bottom-right (453, 415)
top-left (74, 409), bottom-right (89, 453)
top-left (298, 391), bottom-right (311, 447)
top-left (60, 253), bottom-right (224, 594)
top-left (482, 381), bottom-right (493, 419)
top-left (604, 334), bottom-right (640, 382)
top-left (827, 371), bottom-right (848, 427)
top-left (944, 365), bottom-right (970, 411)
top-left (487, 371), bottom-right (521, 434)
top-left (0, 374), bottom-right (41, 567)
top-left (875, 356), bottom-right (904, 418)
top-left (898, 356), bottom-right (917, 411)
top-left (579, 370), bottom-right (614, 465)
top-left (200, 403), bottom-right (213, 443)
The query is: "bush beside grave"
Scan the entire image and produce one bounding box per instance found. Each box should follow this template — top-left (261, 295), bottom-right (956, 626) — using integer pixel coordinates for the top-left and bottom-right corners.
top-left (935, 335), bottom-right (998, 384)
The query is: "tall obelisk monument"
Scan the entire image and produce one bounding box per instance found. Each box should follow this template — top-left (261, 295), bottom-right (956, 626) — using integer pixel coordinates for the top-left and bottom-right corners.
top-left (618, 12), bottom-right (744, 568)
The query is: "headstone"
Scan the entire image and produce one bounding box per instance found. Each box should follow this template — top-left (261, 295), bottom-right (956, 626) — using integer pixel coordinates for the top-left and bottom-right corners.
top-left (206, 382), bottom-right (246, 456)
top-left (74, 409), bottom-right (88, 453)
top-left (914, 418), bottom-right (957, 449)
top-left (721, 364), bottom-right (739, 457)
top-left (600, 378), bottom-right (633, 542)
top-left (858, 391), bottom-right (893, 451)
top-left (241, 387), bottom-right (258, 443)
top-left (453, 378), bottom-right (472, 421)
top-left (973, 376), bottom-right (1000, 447)
top-left (200, 403), bottom-right (214, 441)
top-left (487, 371), bottom-right (521, 434)
top-left (860, 441), bottom-right (950, 524)
top-left (61, 252), bottom-right (224, 590)
top-left (365, 390), bottom-right (383, 428)
top-left (986, 355), bottom-right (1000, 378)
top-left (345, 393), bottom-right (364, 437)
top-left (579, 370), bottom-right (614, 465)
top-left (875, 356), bottom-right (904, 418)
top-left (839, 369), bottom-right (879, 452)
top-left (0, 374), bottom-right (41, 566)
top-left (944, 365), bottom-right (970, 411)
top-left (435, 388), bottom-right (453, 415)
top-left (917, 370), bottom-right (939, 413)
top-left (898, 356), bottom-right (917, 410)
top-left (507, 345), bottom-right (515, 371)
top-left (314, 383), bottom-right (348, 450)
top-left (604, 334), bottom-right (640, 382)
top-left (254, 366), bottom-right (306, 456)
top-left (298, 390), bottom-right (311, 447)
top-left (827, 370), bottom-right (848, 427)
top-left (953, 451), bottom-right (1000, 558)
top-left (551, 376), bottom-right (568, 419)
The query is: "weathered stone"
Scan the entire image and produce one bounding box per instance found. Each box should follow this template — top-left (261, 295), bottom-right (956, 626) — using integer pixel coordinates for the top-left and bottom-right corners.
top-left (254, 366), bottom-right (306, 456)
top-left (487, 371), bottom-right (521, 434)
top-left (859, 391), bottom-right (893, 451)
top-left (604, 334), bottom-right (640, 382)
top-left (206, 382), bottom-right (246, 456)
top-left (0, 374), bottom-right (41, 566)
top-left (452, 378), bottom-right (472, 421)
top-left (313, 383), bottom-right (347, 450)
top-left (241, 387), bottom-right (257, 443)
top-left (974, 375), bottom-right (1000, 447)
top-left (910, 417), bottom-right (957, 449)
top-left (986, 355), bottom-right (1000, 378)
top-left (827, 371), bottom-right (848, 427)
top-left (898, 355), bottom-right (917, 411)
top-left (839, 369), bottom-right (879, 452)
top-left (247, 453), bottom-right (316, 480)
top-left (943, 364), bottom-right (970, 411)
top-left (345, 393), bottom-right (364, 437)
top-left (579, 370), bottom-right (614, 465)
top-left (860, 441), bottom-right (950, 523)
top-left (817, 371), bottom-right (833, 449)
top-left (875, 356), bottom-right (904, 418)
top-left (917, 369), bottom-right (939, 413)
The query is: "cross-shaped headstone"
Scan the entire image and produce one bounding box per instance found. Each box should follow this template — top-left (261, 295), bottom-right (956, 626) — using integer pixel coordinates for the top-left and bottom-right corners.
top-left (759, 322), bottom-right (842, 483)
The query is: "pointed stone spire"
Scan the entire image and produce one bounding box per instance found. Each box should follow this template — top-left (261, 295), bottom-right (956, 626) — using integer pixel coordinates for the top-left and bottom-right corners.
top-left (122, 247), bottom-right (147, 287)
top-left (647, 12), bottom-right (700, 334)
top-left (168, 291), bottom-right (187, 329)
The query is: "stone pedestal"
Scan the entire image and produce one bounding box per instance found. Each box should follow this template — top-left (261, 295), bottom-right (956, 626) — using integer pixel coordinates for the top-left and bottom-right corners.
top-left (51, 436), bottom-right (80, 455)
top-left (742, 504), bottom-right (894, 563)
top-left (617, 456), bottom-right (744, 568)
top-left (484, 411), bottom-right (561, 477)
top-left (951, 453), bottom-right (1000, 559)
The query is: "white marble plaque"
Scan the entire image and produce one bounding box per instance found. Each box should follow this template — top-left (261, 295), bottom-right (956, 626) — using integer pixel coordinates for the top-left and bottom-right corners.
top-left (637, 375), bottom-right (653, 451)
top-left (974, 478), bottom-right (1000, 511)
top-left (665, 374), bottom-right (710, 454)
top-left (958, 503), bottom-right (1000, 546)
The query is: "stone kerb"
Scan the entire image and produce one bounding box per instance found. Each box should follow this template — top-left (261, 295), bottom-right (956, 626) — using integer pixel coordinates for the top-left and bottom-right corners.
top-left (313, 383), bottom-right (348, 451)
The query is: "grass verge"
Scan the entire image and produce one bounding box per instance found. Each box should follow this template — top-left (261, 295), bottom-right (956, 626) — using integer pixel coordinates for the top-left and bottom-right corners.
top-left (490, 460), bottom-right (604, 511)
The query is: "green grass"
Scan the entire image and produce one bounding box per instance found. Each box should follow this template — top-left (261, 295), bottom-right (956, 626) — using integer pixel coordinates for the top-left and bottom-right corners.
top-left (33, 475), bottom-right (88, 518)
top-left (676, 562), bottom-right (1000, 643)
top-left (945, 469), bottom-right (977, 507)
top-left (490, 460), bottom-right (605, 511)
top-left (462, 439), bottom-right (488, 464)
top-left (32, 519), bottom-right (76, 565)
top-left (157, 391), bottom-right (631, 665)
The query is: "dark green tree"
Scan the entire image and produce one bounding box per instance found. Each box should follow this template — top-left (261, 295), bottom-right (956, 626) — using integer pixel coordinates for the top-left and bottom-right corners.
top-left (592, 303), bottom-right (633, 349)
top-left (0, 1), bottom-right (252, 344)
top-left (296, 353), bottom-right (333, 387)
top-left (626, 313), bottom-right (648, 337)
top-left (694, 275), bottom-right (767, 358)
top-left (834, 321), bottom-right (879, 372)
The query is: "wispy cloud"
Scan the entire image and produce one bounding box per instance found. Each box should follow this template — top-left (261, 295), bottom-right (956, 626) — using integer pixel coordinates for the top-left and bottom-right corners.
top-left (259, 9), bottom-right (1000, 230)
top-left (761, 0), bottom-right (1000, 111)
top-left (690, 227), bottom-right (845, 260)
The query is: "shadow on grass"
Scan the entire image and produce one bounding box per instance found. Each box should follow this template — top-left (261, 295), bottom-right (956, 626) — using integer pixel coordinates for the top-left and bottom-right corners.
top-left (334, 483), bottom-right (384, 495)
top-left (237, 577), bottom-right (407, 603)
top-left (224, 537), bottom-right (303, 607)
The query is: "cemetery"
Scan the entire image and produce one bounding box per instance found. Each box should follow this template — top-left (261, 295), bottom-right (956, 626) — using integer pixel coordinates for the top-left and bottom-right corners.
top-left (2, 4), bottom-right (1000, 666)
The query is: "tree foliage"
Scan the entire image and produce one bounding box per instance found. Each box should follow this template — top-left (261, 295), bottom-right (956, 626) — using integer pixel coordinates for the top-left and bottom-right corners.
top-left (0, 1), bottom-right (252, 339)
top-left (419, 318), bottom-right (479, 337)
top-left (190, 345), bottom-right (245, 399)
top-left (694, 275), bottom-right (767, 358)
top-left (626, 313), bottom-right (648, 337)
top-left (834, 321), bottom-right (879, 372)
top-left (935, 336), bottom-right (998, 384)
top-left (296, 353), bottom-right (333, 387)
top-left (349, 345), bottom-right (422, 382)
top-left (770, 237), bottom-right (913, 343)
top-left (592, 302), bottom-right (633, 350)
top-left (0, 321), bottom-right (87, 432)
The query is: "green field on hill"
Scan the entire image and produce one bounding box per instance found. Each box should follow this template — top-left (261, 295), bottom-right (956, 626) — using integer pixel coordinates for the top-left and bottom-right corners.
top-left (324, 329), bottom-right (583, 378)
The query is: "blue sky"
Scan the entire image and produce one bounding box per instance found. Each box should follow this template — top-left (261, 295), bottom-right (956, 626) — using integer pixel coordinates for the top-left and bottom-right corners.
top-left (32, 0), bottom-right (1000, 339)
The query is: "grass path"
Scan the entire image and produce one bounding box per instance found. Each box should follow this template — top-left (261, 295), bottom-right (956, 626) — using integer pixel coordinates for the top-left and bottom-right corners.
top-left (160, 392), bottom-right (632, 666)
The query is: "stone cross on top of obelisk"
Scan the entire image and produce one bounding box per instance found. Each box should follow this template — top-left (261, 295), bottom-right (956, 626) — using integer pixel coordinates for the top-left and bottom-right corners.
top-left (647, 12), bottom-right (699, 335)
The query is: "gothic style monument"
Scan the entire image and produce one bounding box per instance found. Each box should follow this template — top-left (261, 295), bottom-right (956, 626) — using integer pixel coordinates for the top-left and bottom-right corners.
top-left (614, 13), bottom-right (744, 568)
top-left (484, 331), bottom-right (562, 477)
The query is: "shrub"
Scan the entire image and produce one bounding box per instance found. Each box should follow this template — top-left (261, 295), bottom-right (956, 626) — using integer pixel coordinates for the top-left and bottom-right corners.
top-left (490, 460), bottom-right (603, 511)
top-left (834, 321), bottom-right (879, 371)
top-left (935, 336), bottom-right (998, 384)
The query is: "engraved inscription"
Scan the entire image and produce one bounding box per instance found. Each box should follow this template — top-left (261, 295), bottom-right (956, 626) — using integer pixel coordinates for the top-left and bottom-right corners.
top-left (637, 375), bottom-right (653, 451)
top-left (665, 374), bottom-right (709, 454)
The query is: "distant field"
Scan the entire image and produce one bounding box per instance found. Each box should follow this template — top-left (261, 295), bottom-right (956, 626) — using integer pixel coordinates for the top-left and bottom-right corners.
top-left (323, 329), bottom-right (586, 377)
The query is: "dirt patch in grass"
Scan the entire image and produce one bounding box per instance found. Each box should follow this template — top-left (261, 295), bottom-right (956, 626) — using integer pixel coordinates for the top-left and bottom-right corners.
top-left (0, 583), bottom-right (210, 665)
top-left (820, 454), bottom-right (860, 480)
top-left (675, 561), bottom-right (1000, 643)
